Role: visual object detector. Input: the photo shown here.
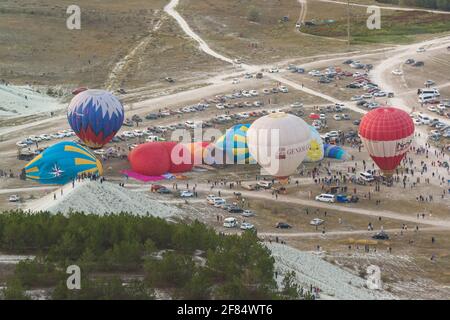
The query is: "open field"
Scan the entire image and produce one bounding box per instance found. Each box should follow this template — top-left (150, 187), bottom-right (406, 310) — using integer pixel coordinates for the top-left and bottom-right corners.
top-left (0, 0), bottom-right (225, 91)
top-left (178, 0), bottom-right (375, 64)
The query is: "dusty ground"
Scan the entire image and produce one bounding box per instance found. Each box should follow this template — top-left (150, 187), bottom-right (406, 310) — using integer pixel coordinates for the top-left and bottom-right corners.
top-left (0, 0), bottom-right (225, 91)
top-left (178, 0), bottom-right (374, 64)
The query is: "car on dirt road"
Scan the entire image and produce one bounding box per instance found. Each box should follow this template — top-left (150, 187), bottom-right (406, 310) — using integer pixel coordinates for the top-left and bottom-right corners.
top-left (291, 102), bottom-right (303, 108)
top-left (275, 222), bottom-right (292, 229)
top-left (315, 194), bottom-right (336, 203)
top-left (242, 210), bottom-right (256, 217)
top-left (240, 222), bottom-right (255, 230)
top-left (9, 195), bottom-right (20, 202)
top-left (180, 191), bottom-right (194, 198)
top-left (310, 218), bottom-right (325, 226)
top-left (279, 86), bottom-right (289, 93)
top-left (223, 217), bottom-right (238, 228)
top-left (269, 67), bottom-right (279, 73)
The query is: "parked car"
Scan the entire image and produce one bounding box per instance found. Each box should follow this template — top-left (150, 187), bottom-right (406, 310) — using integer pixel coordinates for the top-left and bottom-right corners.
top-left (359, 171), bottom-right (375, 182)
top-left (372, 231), bottom-right (389, 240)
top-left (8, 195), bottom-right (20, 202)
top-left (279, 86), bottom-right (289, 93)
top-left (275, 222), bottom-right (292, 229)
top-left (242, 210), bottom-right (255, 217)
top-left (291, 102), bottom-right (303, 108)
top-left (180, 191), bottom-right (194, 198)
top-left (240, 222), bottom-right (255, 230)
top-left (269, 67), bottom-right (279, 73)
top-left (145, 113), bottom-right (158, 120)
top-left (228, 207), bottom-right (244, 214)
top-left (157, 188), bottom-right (171, 194)
top-left (223, 217), bottom-right (238, 228)
top-left (315, 194), bottom-right (336, 203)
top-left (310, 218), bottom-right (324, 226)
top-left (257, 181), bottom-right (273, 189)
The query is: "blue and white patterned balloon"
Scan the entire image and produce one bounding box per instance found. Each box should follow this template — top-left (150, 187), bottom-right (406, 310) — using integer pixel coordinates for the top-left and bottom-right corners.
top-left (67, 89), bottom-right (124, 149)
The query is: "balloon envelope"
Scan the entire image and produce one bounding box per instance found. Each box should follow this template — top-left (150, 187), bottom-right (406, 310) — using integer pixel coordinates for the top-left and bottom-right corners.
top-left (304, 126), bottom-right (324, 162)
top-left (128, 142), bottom-right (193, 176)
top-left (163, 141), bottom-right (194, 173)
top-left (359, 107), bottom-right (414, 175)
top-left (324, 144), bottom-right (350, 160)
top-left (68, 89), bottom-right (124, 149)
top-left (247, 113), bottom-right (311, 177)
top-left (24, 141), bottom-right (103, 185)
top-left (215, 124), bottom-right (255, 164)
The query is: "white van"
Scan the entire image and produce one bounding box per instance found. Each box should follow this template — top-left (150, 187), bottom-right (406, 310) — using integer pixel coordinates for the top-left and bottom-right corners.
top-left (223, 217), bottom-right (238, 228)
top-left (418, 88), bottom-right (440, 96)
top-left (419, 94), bottom-right (438, 104)
top-left (359, 171), bottom-right (375, 182)
top-left (315, 194), bottom-right (336, 203)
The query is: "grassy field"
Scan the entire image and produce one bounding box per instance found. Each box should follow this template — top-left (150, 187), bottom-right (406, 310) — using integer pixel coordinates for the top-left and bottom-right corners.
top-left (301, 6), bottom-right (450, 44)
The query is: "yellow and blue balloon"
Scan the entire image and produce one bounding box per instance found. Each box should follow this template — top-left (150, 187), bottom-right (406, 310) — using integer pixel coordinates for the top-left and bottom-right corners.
top-left (215, 124), bottom-right (256, 164)
top-left (24, 141), bottom-right (103, 185)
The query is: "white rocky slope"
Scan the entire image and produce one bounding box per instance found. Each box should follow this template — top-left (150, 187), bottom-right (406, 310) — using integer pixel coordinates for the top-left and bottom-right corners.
top-left (41, 181), bottom-right (181, 218)
top-left (267, 243), bottom-right (396, 300)
top-left (0, 84), bottom-right (63, 118)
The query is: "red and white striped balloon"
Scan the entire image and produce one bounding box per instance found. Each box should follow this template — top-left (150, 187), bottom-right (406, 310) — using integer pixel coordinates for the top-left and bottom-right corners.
top-left (359, 107), bottom-right (414, 176)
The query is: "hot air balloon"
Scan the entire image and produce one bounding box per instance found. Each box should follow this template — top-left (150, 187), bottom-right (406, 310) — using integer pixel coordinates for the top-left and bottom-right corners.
top-left (304, 126), bottom-right (324, 163)
top-left (163, 141), bottom-right (194, 173)
top-left (67, 89), bottom-right (124, 149)
top-left (128, 142), bottom-right (193, 177)
top-left (247, 112), bottom-right (311, 178)
top-left (24, 141), bottom-right (103, 185)
top-left (359, 107), bottom-right (414, 176)
top-left (324, 144), bottom-right (350, 160)
top-left (215, 124), bottom-right (256, 164)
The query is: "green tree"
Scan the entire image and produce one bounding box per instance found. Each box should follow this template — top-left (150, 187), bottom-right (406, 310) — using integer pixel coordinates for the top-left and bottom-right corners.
top-left (280, 271), bottom-right (302, 299)
top-left (2, 278), bottom-right (30, 300)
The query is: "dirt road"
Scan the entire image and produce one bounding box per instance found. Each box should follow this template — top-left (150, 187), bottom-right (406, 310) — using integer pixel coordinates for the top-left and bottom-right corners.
top-left (165, 184), bottom-right (450, 229)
